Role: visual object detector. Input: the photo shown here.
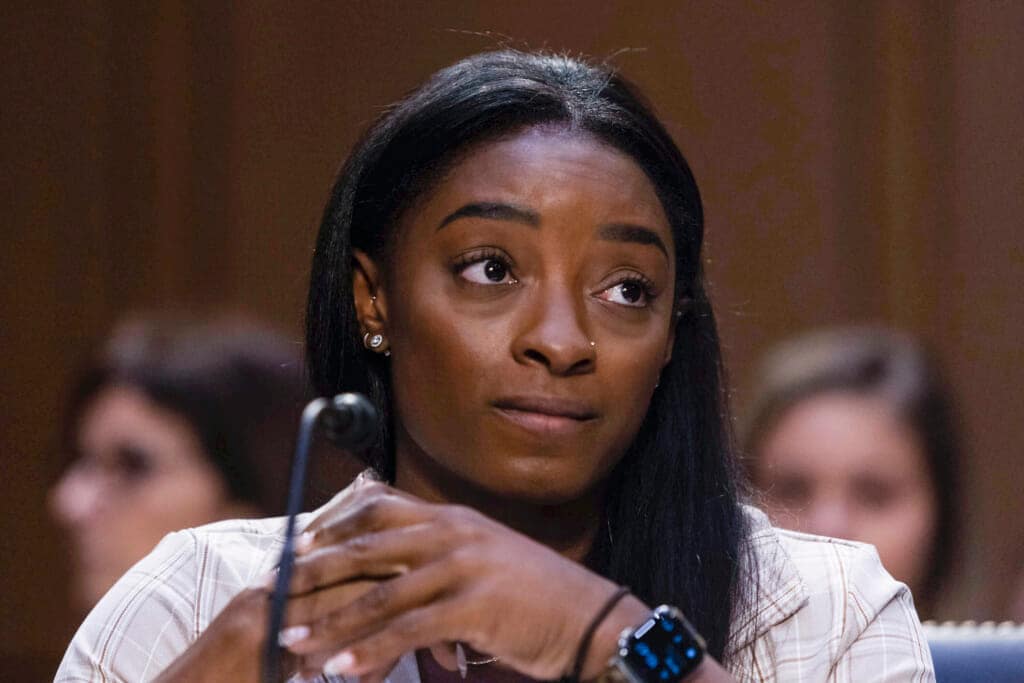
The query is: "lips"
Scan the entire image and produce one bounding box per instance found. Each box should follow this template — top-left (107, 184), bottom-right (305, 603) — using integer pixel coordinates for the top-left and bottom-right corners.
top-left (491, 396), bottom-right (599, 435)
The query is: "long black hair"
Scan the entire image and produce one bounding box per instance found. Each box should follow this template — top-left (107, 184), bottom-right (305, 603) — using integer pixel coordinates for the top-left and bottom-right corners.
top-left (306, 50), bottom-right (748, 661)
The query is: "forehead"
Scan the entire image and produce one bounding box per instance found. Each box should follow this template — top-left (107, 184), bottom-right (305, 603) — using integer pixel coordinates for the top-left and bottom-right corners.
top-left (764, 393), bottom-right (927, 476)
top-left (406, 126), bottom-right (673, 239)
top-left (79, 385), bottom-right (188, 446)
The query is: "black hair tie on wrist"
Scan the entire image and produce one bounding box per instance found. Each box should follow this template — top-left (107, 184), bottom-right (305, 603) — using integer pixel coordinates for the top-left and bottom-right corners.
top-left (566, 585), bottom-right (632, 683)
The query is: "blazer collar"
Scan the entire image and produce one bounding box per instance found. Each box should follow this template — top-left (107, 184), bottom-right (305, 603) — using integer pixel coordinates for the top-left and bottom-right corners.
top-left (726, 506), bottom-right (810, 656)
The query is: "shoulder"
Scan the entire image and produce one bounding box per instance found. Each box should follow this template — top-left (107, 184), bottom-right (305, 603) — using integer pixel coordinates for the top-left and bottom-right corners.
top-left (727, 507), bottom-right (934, 681)
top-left (55, 516), bottom-right (292, 682)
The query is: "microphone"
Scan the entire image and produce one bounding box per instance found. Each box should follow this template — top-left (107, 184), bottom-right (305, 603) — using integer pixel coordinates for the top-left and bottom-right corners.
top-left (263, 393), bottom-right (378, 683)
top-left (319, 393), bottom-right (378, 451)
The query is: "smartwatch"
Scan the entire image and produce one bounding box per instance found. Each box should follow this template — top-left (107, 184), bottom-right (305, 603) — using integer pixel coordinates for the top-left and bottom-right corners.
top-left (599, 605), bottom-right (706, 683)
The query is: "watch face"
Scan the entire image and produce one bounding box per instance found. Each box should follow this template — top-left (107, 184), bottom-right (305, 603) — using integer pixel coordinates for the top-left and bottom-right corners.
top-left (621, 610), bottom-right (703, 682)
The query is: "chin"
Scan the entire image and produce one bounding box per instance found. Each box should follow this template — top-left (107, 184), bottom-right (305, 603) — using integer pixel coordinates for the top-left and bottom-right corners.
top-left (467, 453), bottom-right (605, 505)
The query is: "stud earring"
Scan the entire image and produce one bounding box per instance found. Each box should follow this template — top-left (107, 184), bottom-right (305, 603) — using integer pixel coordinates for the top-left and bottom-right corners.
top-left (363, 332), bottom-right (391, 356)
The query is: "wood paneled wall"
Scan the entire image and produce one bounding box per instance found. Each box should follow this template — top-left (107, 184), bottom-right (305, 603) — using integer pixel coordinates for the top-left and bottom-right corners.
top-left (3, 2), bottom-right (1022, 676)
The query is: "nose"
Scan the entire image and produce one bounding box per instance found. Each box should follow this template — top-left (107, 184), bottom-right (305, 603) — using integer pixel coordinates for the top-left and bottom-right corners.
top-left (50, 468), bottom-right (108, 529)
top-left (511, 281), bottom-right (596, 376)
top-left (804, 498), bottom-right (855, 540)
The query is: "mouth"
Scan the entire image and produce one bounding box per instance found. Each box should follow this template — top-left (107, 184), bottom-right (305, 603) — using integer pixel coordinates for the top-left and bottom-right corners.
top-left (491, 396), bottom-right (599, 436)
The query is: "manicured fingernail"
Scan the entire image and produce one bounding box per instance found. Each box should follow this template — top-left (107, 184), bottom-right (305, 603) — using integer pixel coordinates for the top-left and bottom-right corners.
top-left (278, 625), bottom-right (310, 648)
top-left (323, 651), bottom-right (356, 675)
top-left (295, 531), bottom-right (315, 554)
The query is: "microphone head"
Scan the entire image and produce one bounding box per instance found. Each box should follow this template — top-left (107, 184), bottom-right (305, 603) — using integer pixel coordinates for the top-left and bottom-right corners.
top-left (320, 392), bottom-right (378, 451)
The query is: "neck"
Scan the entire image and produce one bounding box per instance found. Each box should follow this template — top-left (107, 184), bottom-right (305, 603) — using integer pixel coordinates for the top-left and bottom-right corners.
top-left (392, 441), bottom-right (604, 563)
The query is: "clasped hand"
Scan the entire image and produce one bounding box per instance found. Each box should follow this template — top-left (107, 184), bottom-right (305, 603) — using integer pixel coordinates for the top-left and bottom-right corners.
top-left (268, 478), bottom-right (637, 682)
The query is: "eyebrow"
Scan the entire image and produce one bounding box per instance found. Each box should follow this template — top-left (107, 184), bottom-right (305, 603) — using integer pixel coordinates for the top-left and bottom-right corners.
top-left (437, 202), bottom-right (540, 230)
top-left (597, 223), bottom-right (669, 258)
top-left (437, 201), bottom-right (668, 258)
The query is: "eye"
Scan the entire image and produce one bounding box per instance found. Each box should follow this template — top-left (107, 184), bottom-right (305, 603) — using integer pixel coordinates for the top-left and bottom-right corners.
top-left (454, 250), bottom-right (518, 286)
top-left (852, 477), bottom-right (898, 511)
top-left (768, 475), bottom-right (812, 509)
top-left (113, 445), bottom-right (154, 481)
top-left (596, 277), bottom-right (653, 307)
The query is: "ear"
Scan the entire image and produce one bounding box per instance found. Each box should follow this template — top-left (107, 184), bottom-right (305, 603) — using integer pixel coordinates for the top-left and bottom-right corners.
top-left (662, 304), bottom-right (685, 369)
top-left (352, 249), bottom-right (388, 338)
top-left (662, 321), bottom-right (676, 368)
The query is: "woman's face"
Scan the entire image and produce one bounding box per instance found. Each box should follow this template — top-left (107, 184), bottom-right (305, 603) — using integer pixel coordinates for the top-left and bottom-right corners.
top-left (50, 384), bottom-right (252, 610)
top-left (359, 127), bottom-right (677, 504)
top-left (753, 391), bottom-right (938, 594)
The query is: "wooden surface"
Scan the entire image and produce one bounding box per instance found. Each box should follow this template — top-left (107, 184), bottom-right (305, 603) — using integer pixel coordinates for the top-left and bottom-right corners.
top-left (3, 2), bottom-right (1022, 676)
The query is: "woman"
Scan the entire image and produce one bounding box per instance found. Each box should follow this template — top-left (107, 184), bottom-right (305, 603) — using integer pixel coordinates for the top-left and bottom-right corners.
top-left (50, 315), bottom-right (334, 614)
top-left (741, 327), bottom-right (961, 618)
top-left (57, 51), bottom-right (933, 682)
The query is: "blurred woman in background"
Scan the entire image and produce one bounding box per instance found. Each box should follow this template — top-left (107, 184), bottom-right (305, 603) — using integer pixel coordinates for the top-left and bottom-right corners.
top-left (50, 315), bottom-right (330, 614)
top-left (742, 326), bottom-right (961, 618)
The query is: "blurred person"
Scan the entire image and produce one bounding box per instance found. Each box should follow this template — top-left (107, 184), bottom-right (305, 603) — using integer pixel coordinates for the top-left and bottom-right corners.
top-left (742, 326), bottom-right (961, 617)
top-left (50, 315), bottom-right (316, 614)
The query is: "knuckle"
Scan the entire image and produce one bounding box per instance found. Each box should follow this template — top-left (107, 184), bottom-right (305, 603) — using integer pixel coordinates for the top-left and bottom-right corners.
top-left (447, 505), bottom-right (484, 537)
top-left (288, 563), bottom-right (309, 592)
top-left (345, 532), bottom-right (376, 557)
top-left (297, 561), bottom-right (324, 592)
top-left (320, 607), bottom-right (347, 635)
top-left (448, 546), bottom-right (481, 577)
top-left (357, 498), bottom-right (385, 525)
top-left (343, 536), bottom-right (377, 575)
top-left (392, 614), bottom-right (422, 640)
top-left (362, 480), bottom-right (389, 495)
top-left (308, 527), bottom-right (328, 546)
top-left (359, 582), bottom-right (394, 615)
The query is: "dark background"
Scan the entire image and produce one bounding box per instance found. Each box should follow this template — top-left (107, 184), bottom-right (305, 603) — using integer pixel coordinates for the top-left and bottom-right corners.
top-left (3, 2), bottom-right (1022, 677)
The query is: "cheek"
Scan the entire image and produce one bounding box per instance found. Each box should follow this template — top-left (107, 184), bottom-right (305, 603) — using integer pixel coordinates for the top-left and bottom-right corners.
top-left (860, 492), bottom-right (937, 585)
top-left (602, 339), bottom-right (665, 430)
top-left (387, 285), bottom-right (509, 452)
top-left (120, 466), bottom-right (230, 542)
top-left (68, 465), bottom-right (229, 592)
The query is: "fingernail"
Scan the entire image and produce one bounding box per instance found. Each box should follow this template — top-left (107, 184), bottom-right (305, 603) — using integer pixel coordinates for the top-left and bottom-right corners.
top-left (323, 651), bottom-right (356, 675)
top-left (278, 625), bottom-right (310, 648)
top-left (356, 469), bottom-right (384, 486)
top-left (295, 531), bottom-right (315, 554)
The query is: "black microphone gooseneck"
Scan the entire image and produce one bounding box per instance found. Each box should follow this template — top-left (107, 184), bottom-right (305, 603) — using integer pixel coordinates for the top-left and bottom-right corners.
top-left (263, 393), bottom-right (378, 683)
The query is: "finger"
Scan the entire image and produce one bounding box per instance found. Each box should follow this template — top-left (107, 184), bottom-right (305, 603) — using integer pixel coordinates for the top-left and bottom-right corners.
top-left (428, 642), bottom-right (460, 672)
top-left (320, 603), bottom-right (456, 677)
top-left (300, 469), bottom-right (386, 537)
top-left (285, 560), bottom-right (454, 656)
top-left (282, 578), bottom-right (378, 632)
top-left (287, 523), bottom-right (438, 596)
top-left (358, 663), bottom-right (399, 683)
top-left (298, 487), bottom-right (435, 554)
top-left (292, 651), bottom-right (399, 683)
